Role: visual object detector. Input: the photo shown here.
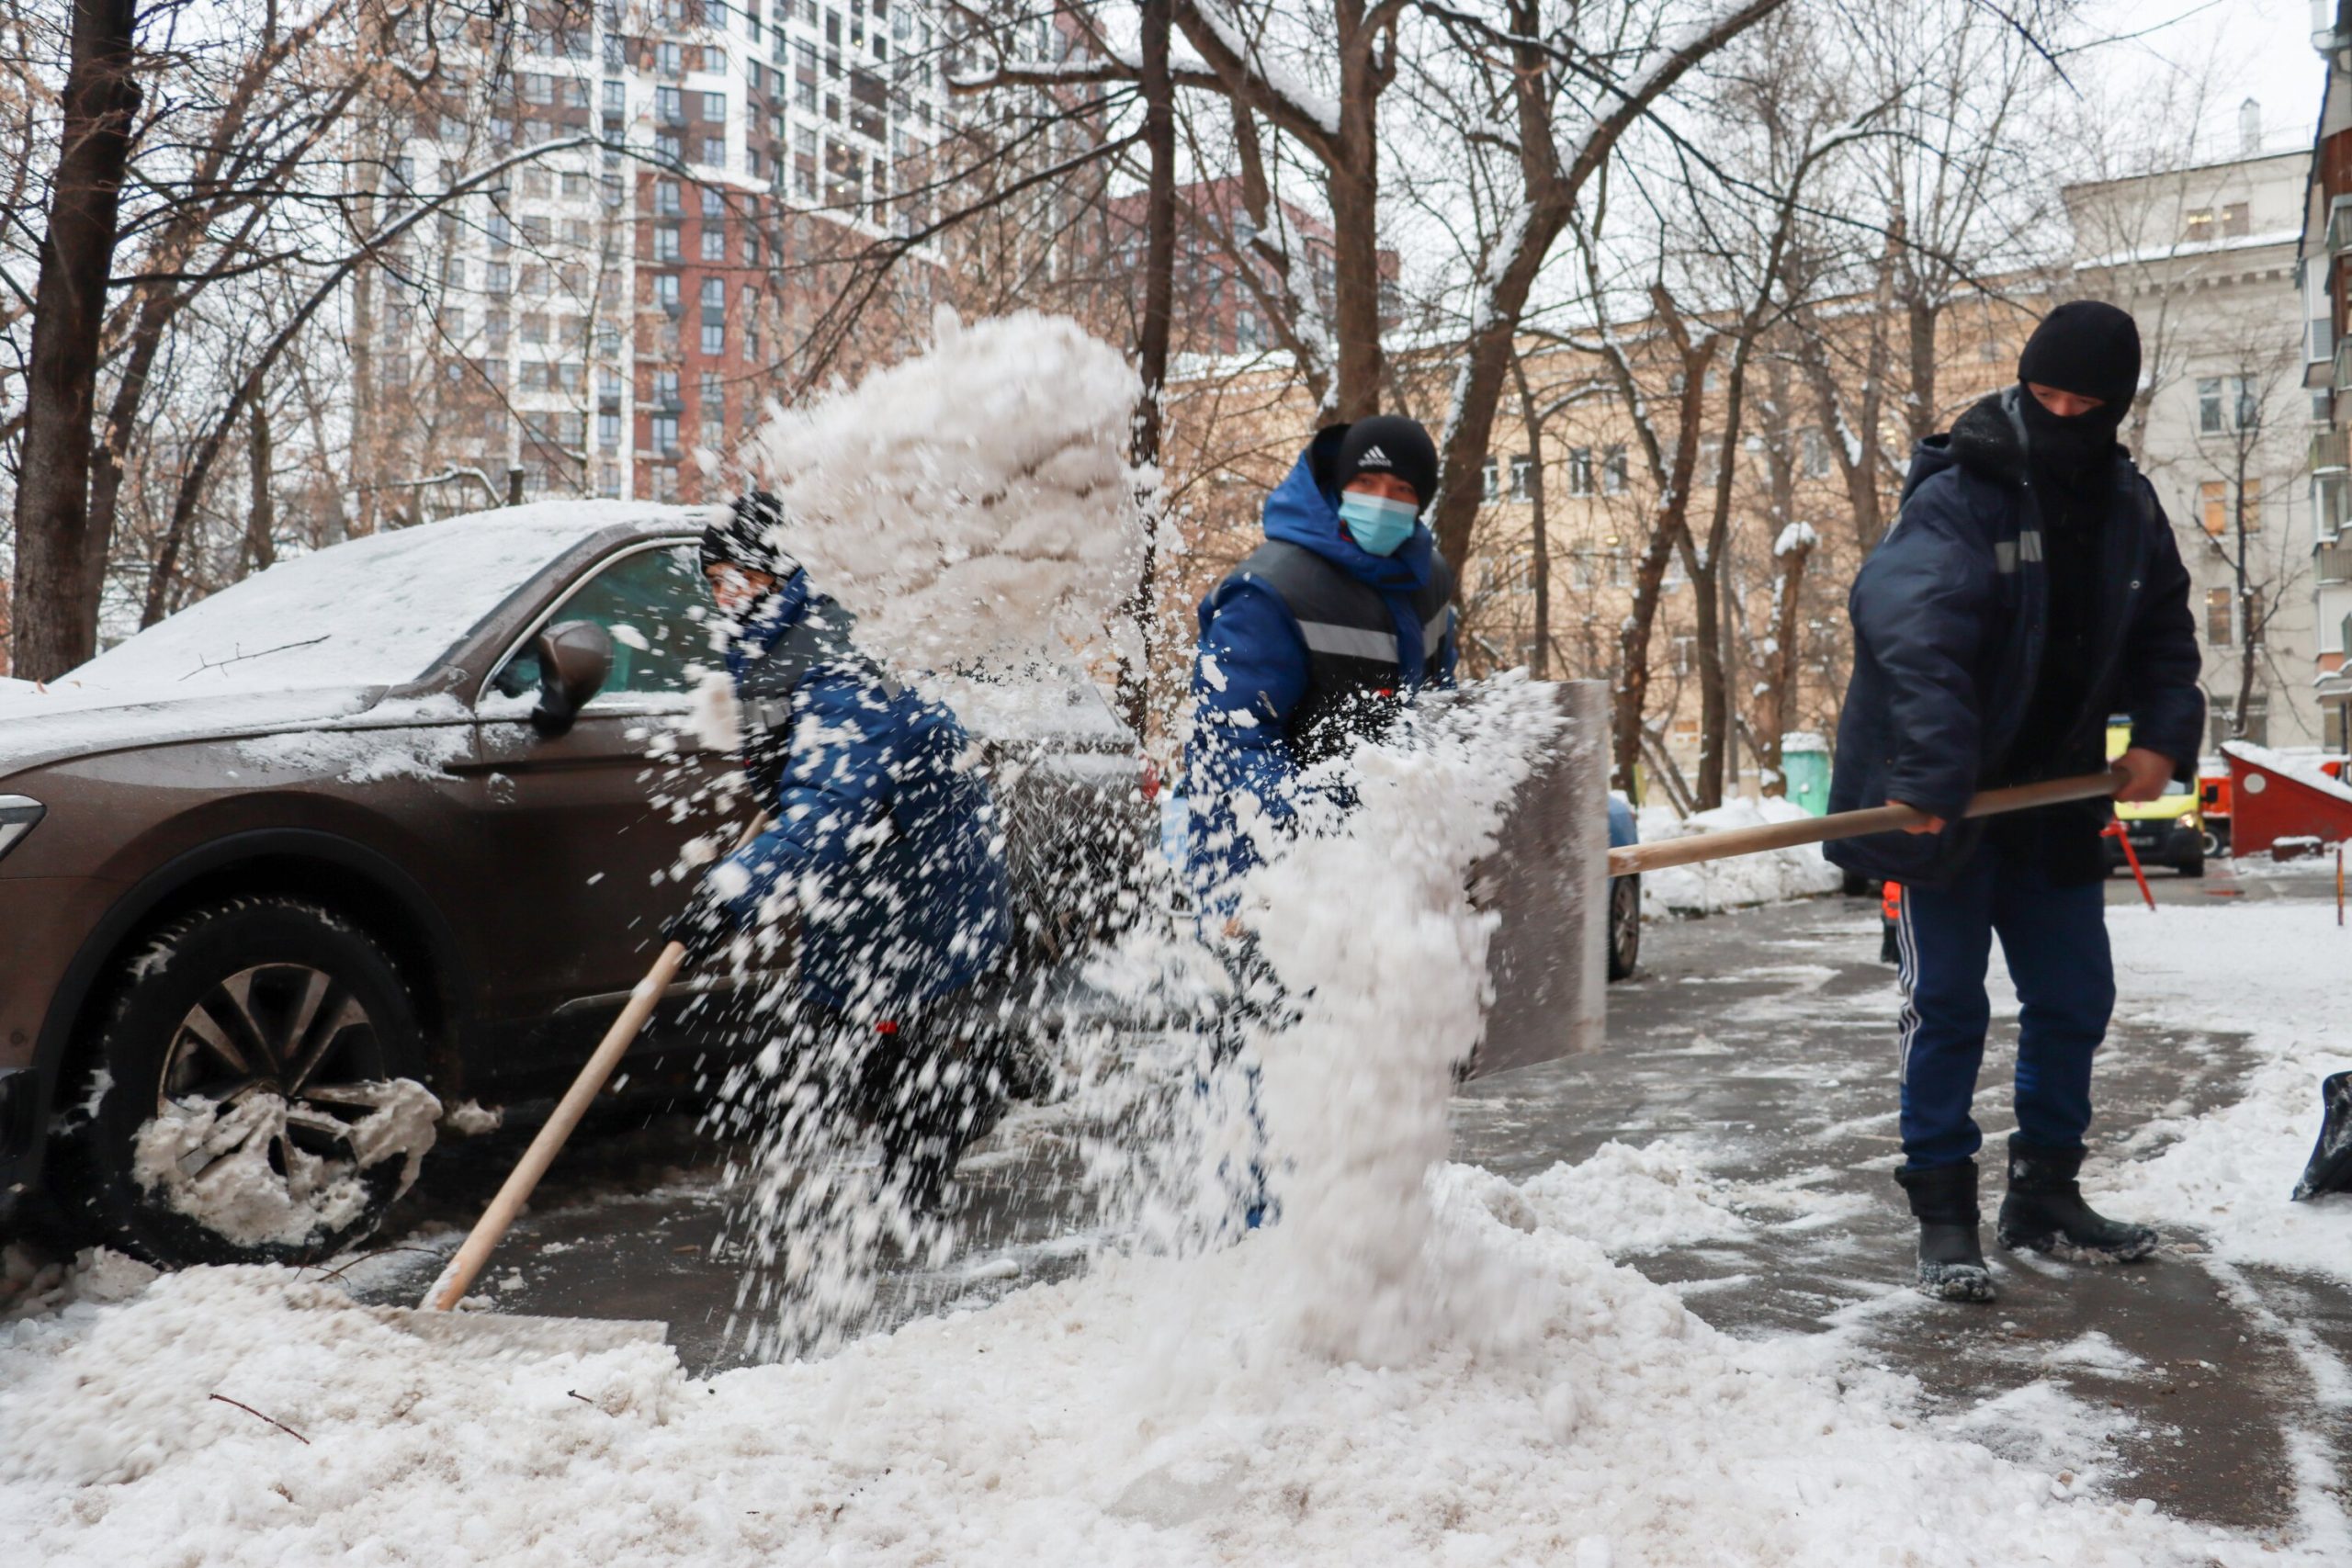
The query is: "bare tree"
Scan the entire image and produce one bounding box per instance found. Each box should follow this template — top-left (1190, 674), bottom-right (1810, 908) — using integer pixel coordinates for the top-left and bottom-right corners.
top-left (12, 0), bottom-right (138, 680)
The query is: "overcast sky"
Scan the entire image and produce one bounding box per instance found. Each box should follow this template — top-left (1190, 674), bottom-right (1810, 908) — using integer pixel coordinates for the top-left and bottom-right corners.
top-left (2075, 0), bottom-right (2330, 157)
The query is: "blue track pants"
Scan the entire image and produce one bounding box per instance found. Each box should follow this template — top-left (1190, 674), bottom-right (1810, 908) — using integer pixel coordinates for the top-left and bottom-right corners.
top-left (1893, 845), bottom-right (2114, 1169)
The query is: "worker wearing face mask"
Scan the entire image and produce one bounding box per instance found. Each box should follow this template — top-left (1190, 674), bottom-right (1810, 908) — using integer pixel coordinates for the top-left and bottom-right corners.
top-left (1183, 415), bottom-right (1461, 911)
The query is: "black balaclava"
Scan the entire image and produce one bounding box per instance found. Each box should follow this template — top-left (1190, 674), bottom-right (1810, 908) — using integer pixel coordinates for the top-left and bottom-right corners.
top-left (1332, 415), bottom-right (1439, 508)
top-left (2015, 300), bottom-right (2139, 489)
top-left (701, 489), bottom-right (799, 580)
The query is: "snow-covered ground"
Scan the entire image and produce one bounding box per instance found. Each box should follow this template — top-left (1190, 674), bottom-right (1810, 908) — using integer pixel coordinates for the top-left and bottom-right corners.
top-left (7, 894), bottom-right (2346, 1564)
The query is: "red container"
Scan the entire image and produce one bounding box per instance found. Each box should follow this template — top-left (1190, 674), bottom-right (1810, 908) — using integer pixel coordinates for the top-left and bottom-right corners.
top-left (2223, 743), bottom-right (2352, 859)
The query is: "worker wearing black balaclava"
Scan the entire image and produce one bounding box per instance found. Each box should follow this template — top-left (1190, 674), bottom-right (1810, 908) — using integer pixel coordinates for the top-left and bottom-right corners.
top-left (1821, 299), bottom-right (2202, 1308)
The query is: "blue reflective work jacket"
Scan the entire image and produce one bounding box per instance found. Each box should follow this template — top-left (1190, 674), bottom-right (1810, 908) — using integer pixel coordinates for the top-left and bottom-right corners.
top-left (712, 572), bottom-right (1010, 1013)
top-left (1184, 427), bottom-right (1459, 904)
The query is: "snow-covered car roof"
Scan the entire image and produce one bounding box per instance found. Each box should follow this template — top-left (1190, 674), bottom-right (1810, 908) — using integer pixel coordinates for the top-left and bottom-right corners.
top-left (57, 502), bottom-right (709, 701)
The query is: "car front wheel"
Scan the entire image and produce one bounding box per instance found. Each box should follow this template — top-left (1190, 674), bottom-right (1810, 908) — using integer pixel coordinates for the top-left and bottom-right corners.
top-left (1607, 874), bottom-right (1641, 981)
top-left (57, 896), bottom-right (438, 1268)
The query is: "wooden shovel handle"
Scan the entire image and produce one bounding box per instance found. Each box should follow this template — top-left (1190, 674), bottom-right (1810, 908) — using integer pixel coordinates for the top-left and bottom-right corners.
top-left (1606, 769), bottom-right (2123, 878)
top-left (421, 814), bottom-right (770, 1313)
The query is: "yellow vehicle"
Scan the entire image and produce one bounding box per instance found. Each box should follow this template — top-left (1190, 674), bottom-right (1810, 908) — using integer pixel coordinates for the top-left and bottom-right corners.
top-left (2105, 719), bottom-right (2204, 877)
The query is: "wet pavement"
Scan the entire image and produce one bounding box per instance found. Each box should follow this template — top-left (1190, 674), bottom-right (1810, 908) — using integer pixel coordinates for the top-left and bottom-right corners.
top-left (342, 859), bottom-right (2349, 1542)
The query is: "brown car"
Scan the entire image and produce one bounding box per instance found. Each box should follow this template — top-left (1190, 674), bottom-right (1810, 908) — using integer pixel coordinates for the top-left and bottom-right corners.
top-left (0, 502), bottom-right (1142, 1265)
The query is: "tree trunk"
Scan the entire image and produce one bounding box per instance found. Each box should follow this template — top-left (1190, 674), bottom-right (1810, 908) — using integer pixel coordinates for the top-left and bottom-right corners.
top-left (1327, 1), bottom-right (1383, 423)
top-left (1758, 531), bottom-right (1813, 795)
top-left (1610, 332), bottom-right (1718, 801)
top-left (1119, 0), bottom-right (1176, 742)
top-left (1691, 344), bottom-right (1756, 810)
top-left (1905, 293), bottom-right (1939, 446)
top-left (10, 0), bottom-right (141, 680)
top-left (245, 401), bottom-right (277, 574)
top-left (1512, 353), bottom-right (1550, 679)
top-left (2234, 453), bottom-right (2256, 738)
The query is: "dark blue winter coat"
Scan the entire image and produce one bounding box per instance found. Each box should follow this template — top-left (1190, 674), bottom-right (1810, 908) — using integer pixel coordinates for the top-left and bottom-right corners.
top-left (1184, 428), bottom-right (1459, 900)
top-left (1825, 390), bottom-right (2201, 887)
top-left (711, 571), bottom-right (1010, 1014)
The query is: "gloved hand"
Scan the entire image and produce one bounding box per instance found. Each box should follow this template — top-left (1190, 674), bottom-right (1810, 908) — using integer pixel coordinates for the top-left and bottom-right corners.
top-left (662, 883), bottom-right (736, 965)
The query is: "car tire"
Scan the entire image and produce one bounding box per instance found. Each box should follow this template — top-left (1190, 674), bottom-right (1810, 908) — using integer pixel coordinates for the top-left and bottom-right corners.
top-left (1606, 874), bottom-right (1641, 982)
top-left (2178, 852), bottom-right (2205, 879)
top-left (56, 896), bottom-right (432, 1269)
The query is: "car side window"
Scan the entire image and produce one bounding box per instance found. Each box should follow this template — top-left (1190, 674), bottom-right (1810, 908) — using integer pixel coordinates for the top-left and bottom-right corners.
top-left (493, 543), bottom-right (712, 699)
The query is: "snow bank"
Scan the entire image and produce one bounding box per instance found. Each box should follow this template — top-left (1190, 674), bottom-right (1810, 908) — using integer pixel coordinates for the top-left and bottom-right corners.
top-left (741, 310), bottom-right (1149, 678)
top-left (1636, 797), bottom-right (1843, 917)
top-left (2101, 905), bottom-right (2352, 1287)
top-left (0, 1186), bottom-right (2301, 1565)
top-left (131, 1080), bottom-right (440, 1250)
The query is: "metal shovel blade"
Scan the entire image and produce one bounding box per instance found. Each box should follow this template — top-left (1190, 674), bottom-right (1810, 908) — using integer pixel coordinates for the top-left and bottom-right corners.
top-left (2292, 1070), bottom-right (2352, 1201)
top-left (1464, 680), bottom-right (1610, 1080)
top-left (370, 1303), bottom-right (670, 1354)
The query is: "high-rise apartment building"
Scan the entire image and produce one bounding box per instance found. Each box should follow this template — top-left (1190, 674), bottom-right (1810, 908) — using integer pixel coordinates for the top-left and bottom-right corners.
top-left (370, 0), bottom-right (946, 514)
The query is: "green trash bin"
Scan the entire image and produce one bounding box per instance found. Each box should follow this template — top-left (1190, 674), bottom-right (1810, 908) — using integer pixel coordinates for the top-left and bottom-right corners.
top-left (1781, 732), bottom-right (1829, 817)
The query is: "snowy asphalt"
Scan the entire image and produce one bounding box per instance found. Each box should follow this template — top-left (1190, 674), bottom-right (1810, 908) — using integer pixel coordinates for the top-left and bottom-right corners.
top-left (346, 863), bottom-right (2350, 1542)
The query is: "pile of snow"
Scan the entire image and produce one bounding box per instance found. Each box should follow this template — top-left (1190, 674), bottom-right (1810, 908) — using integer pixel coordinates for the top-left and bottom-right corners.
top-left (741, 310), bottom-right (1149, 678)
top-left (2102, 905), bottom-right (2352, 1288)
top-left (0, 1195), bottom-right (2302, 1563)
top-left (1518, 1139), bottom-right (1752, 1252)
top-left (131, 1080), bottom-right (441, 1250)
top-left (1636, 797), bottom-right (1843, 917)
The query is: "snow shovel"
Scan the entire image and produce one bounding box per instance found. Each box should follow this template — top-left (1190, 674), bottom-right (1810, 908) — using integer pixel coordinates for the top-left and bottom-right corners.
top-left (1605, 769), bottom-right (2128, 878)
top-left (2292, 1070), bottom-right (2352, 1201)
top-left (396, 817), bottom-right (772, 1340)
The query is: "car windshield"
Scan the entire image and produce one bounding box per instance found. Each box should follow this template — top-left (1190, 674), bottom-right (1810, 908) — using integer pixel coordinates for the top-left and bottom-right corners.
top-left (64, 504), bottom-right (671, 697)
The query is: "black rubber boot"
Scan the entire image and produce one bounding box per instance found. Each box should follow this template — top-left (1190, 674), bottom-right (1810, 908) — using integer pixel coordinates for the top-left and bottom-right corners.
top-left (1894, 1160), bottom-right (1997, 1303)
top-left (1996, 1136), bottom-right (2158, 1262)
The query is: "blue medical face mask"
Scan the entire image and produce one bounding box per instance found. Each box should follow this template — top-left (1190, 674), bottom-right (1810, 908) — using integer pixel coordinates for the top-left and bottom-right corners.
top-left (1337, 491), bottom-right (1419, 556)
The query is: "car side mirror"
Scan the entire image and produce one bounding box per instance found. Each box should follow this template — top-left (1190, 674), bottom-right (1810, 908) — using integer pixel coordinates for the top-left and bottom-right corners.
top-left (530, 620), bottom-right (613, 739)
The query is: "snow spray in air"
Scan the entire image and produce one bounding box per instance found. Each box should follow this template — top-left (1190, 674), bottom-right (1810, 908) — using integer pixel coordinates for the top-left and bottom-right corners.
top-left (688, 310), bottom-right (1155, 1359)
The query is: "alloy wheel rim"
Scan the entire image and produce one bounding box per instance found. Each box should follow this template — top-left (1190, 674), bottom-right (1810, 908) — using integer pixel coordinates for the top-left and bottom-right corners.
top-left (156, 964), bottom-right (388, 1184)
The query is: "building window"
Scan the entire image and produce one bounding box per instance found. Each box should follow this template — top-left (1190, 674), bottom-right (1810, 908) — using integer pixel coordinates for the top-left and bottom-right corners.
top-left (2234, 376), bottom-right (2260, 430)
top-left (2222, 201), bottom-right (2250, 239)
top-left (701, 135), bottom-right (728, 167)
top-left (657, 86), bottom-right (684, 125)
top-left (654, 179), bottom-right (682, 216)
top-left (1603, 444), bottom-right (1628, 494)
top-left (599, 410), bottom-right (620, 450)
top-left (654, 274), bottom-right (680, 312)
top-left (2199, 480), bottom-right (2226, 536)
top-left (654, 225), bottom-right (681, 262)
top-left (1480, 456), bottom-right (1498, 502)
top-left (599, 462), bottom-right (622, 499)
top-left (653, 368), bottom-right (680, 405)
top-left (651, 412), bottom-right (680, 453)
top-left (2186, 208), bottom-right (2214, 243)
top-left (2198, 378), bottom-right (2223, 434)
top-left (1566, 446), bottom-right (1593, 497)
top-left (1510, 455), bottom-right (1533, 502)
top-left (701, 227), bottom-right (727, 262)
top-left (2241, 477), bottom-right (2262, 532)
top-left (702, 321), bottom-right (726, 355)
top-left (521, 311), bottom-right (548, 344)
top-left (702, 90), bottom-right (728, 120)
top-left (2207, 588), bottom-right (2233, 646)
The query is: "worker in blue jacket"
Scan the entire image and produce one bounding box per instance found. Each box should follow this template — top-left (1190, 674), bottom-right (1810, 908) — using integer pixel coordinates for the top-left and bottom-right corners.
top-left (1182, 416), bottom-right (1459, 1235)
top-left (1826, 302), bottom-right (2201, 1303)
top-left (670, 493), bottom-right (1012, 1211)
top-left (1186, 415), bottom-right (1459, 910)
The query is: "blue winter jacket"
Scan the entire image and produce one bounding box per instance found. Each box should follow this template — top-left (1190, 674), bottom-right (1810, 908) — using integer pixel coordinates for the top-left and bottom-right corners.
top-left (1184, 429), bottom-right (1459, 900)
top-left (711, 572), bottom-right (1011, 1014)
top-left (1825, 390), bottom-right (2202, 887)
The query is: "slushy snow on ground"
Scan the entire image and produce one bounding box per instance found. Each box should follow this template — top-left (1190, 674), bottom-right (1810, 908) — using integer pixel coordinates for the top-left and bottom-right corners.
top-left (130, 1080), bottom-right (440, 1249)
